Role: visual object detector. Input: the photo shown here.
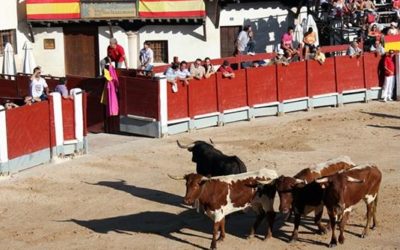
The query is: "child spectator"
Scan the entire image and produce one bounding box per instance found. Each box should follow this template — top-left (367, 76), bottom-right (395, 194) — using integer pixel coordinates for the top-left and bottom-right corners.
top-left (30, 66), bottom-right (49, 101)
top-left (204, 57), bottom-right (216, 78)
top-left (177, 61), bottom-right (191, 85)
top-left (54, 77), bottom-right (69, 98)
top-left (190, 58), bottom-right (206, 80)
top-left (218, 60), bottom-right (235, 78)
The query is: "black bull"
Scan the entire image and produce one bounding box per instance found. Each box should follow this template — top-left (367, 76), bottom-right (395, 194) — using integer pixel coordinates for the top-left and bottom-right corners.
top-left (177, 140), bottom-right (247, 176)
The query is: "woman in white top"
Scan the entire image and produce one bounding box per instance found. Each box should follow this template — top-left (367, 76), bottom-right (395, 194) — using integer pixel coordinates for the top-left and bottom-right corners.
top-left (30, 66), bottom-right (49, 101)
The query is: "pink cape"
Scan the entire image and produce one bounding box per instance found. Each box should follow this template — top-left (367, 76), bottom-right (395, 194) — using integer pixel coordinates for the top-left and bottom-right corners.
top-left (101, 65), bottom-right (119, 117)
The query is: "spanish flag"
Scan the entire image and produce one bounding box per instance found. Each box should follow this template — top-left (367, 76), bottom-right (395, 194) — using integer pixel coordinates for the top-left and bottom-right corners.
top-left (26, 0), bottom-right (80, 20)
top-left (384, 34), bottom-right (400, 52)
top-left (138, 0), bottom-right (206, 18)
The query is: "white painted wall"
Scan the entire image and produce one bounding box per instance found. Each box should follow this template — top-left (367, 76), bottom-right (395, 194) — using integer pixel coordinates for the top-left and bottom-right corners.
top-left (0, 0), bottom-right (18, 30)
top-left (220, 2), bottom-right (307, 53)
top-left (32, 28), bottom-right (65, 76)
top-left (138, 15), bottom-right (220, 65)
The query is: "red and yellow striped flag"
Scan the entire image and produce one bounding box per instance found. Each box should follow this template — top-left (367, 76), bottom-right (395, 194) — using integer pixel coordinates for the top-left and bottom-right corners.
top-left (27, 0), bottom-right (80, 20)
top-left (384, 35), bottom-right (400, 52)
top-left (138, 0), bottom-right (206, 18)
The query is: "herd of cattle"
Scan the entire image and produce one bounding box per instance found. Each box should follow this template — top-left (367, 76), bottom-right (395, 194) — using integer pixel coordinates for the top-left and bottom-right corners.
top-left (169, 140), bottom-right (382, 249)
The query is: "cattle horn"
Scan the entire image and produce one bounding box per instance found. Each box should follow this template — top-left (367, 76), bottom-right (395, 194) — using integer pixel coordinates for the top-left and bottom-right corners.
top-left (346, 176), bottom-right (364, 183)
top-left (257, 179), bottom-right (272, 185)
top-left (295, 178), bottom-right (307, 184)
top-left (209, 138), bottom-right (215, 145)
top-left (167, 174), bottom-right (185, 180)
top-left (176, 140), bottom-right (195, 149)
top-left (315, 177), bottom-right (329, 183)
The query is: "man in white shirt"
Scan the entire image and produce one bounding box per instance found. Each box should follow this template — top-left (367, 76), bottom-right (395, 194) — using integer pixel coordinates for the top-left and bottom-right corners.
top-left (30, 66), bottom-right (49, 101)
top-left (236, 25), bottom-right (251, 54)
top-left (139, 41), bottom-right (154, 75)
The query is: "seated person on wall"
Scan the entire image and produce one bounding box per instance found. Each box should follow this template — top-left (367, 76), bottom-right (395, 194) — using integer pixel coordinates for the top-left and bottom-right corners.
top-left (165, 63), bottom-right (179, 93)
top-left (347, 40), bottom-right (363, 57)
top-left (313, 46), bottom-right (326, 64)
top-left (218, 60), bottom-right (235, 79)
top-left (54, 77), bottom-right (70, 98)
top-left (30, 66), bottom-right (49, 102)
top-left (268, 49), bottom-right (289, 66)
top-left (190, 58), bottom-right (206, 80)
top-left (139, 41), bottom-right (154, 76)
top-left (204, 57), bottom-right (216, 78)
top-left (303, 27), bottom-right (317, 59)
top-left (281, 26), bottom-right (299, 58)
top-left (177, 61), bottom-right (192, 85)
top-left (370, 39), bottom-right (385, 55)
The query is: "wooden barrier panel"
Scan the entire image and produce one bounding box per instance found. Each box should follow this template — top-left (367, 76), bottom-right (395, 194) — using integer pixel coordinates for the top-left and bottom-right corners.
top-left (122, 76), bottom-right (160, 120)
top-left (188, 75), bottom-right (218, 117)
top-left (62, 99), bottom-right (75, 141)
top-left (217, 70), bottom-right (247, 111)
top-left (6, 102), bottom-right (50, 160)
top-left (363, 53), bottom-right (383, 88)
top-left (246, 65), bottom-right (278, 106)
top-left (277, 61), bottom-right (307, 101)
top-left (167, 80), bottom-right (189, 120)
top-left (307, 58), bottom-right (336, 96)
top-left (0, 78), bottom-right (18, 97)
top-left (335, 56), bottom-right (365, 92)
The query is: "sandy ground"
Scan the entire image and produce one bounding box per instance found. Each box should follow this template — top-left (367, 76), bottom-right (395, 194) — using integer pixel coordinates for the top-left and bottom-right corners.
top-left (0, 101), bottom-right (399, 250)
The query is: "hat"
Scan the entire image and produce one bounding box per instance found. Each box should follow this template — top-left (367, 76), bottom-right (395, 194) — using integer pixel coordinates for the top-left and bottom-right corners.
top-left (277, 49), bottom-right (284, 55)
top-left (391, 22), bottom-right (398, 27)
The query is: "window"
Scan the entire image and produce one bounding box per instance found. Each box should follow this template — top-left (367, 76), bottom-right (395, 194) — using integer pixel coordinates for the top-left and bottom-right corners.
top-left (147, 40), bottom-right (168, 64)
top-left (0, 29), bottom-right (17, 55)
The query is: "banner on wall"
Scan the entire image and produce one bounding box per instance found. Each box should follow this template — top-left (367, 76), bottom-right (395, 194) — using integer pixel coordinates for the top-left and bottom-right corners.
top-left (138, 0), bottom-right (206, 18)
top-left (26, 0), bottom-right (80, 20)
top-left (81, 2), bottom-right (137, 18)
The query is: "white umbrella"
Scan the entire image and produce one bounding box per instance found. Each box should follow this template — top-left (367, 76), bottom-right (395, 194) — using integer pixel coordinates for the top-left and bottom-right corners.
top-left (304, 14), bottom-right (319, 46)
top-left (22, 41), bottom-right (36, 74)
top-left (2, 43), bottom-right (16, 75)
top-left (293, 23), bottom-right (304, 49)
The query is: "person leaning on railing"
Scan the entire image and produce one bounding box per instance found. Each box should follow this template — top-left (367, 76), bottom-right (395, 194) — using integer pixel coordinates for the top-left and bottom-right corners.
top-left (190, 58), bottom-right (206, 80)
top-left (347, 40), bottom-right (363, 58)
top-left (204, 57), bottom-right (216, 78)
top-left (165, 63), bottom-right (179, 93)
top-left (218, 60), bottom-right (235, 79)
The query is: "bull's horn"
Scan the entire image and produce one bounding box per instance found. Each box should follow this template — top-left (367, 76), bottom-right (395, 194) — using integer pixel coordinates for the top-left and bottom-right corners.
top-left (347, 176), bottom-right (363, 183)
top-left (209, 138), bottom-right (215, 145)
top-left (295, 178), bottom-right (307, 184)
top-left (257, 178), bottom-right (272, 185)
top-left (167, 174), bottom-right (185, 180)
top-left (315, 177), bottom-right (329, 183)
top-left (176, 140), bottom-right (195, 149)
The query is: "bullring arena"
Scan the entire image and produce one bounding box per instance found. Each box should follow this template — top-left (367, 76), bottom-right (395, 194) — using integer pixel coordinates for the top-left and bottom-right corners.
top-left (0, 100), bottom-right (398, 250)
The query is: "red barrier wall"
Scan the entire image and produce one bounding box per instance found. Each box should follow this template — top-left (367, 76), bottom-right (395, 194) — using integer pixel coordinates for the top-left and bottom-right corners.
top-left (188, 75), bottom-right (218, 117)
top-left (335, 56), bottom-right (365, 92)
top-left (217, 70), bottom-right (247, 111)
top-left (167, 80), bottom-right (189, 120)
top-left (307, 58), bottom-right (336, 96)
top-left (363, 53), bottom-right (382, 88)
top-left (277, 62), bottom-right (307, 101)
top-left (0, 78), bottom-right (18, 97)
top-left (247, 65), bottom-right (278, 105)
top-left (62, 99), bottom-right (75, 141)
top-left (6, 102), bottom-right (50, 160)
top-left (121, 76), bottom-right (160, 120)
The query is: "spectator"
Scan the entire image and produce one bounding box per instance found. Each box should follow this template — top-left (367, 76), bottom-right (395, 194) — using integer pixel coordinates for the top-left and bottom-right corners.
top-left (165, 63), bottom-right (179, 93)
top-left (204, 57), bottom-right (216, 78)
top-left (177, 61), bottom-right (191, 85)
top-left (368, 24), bottom-right (382, 43)
top-left (370, 40), bottom-right (385, 55)
top-left (252, 60), bottom-right (267, 67)
top-left (190, 58), bottom-right (206, 80)
top-left (100, 38), bottom-right (128, 73)
top-left (347, 40), bottom-right (362, 57)
top-left (236, 25), bottom-right (251, 55)
top-left (387, 22), bottom-right (399, 35)
top-left (139, 41), bottom-right (154, 75)
top-left (246, 29), bottom-right (256, 55)
top-left (314, 46), bottom-right (326, 64)
top-left (4, 100), bottom-right (19, 110)
top-left (54, 77), bottom-right (69, 98)
top-left (24, 96), bottom-right (34, 106)
top-left (393, 0), bottom-right (400, 19)
top-left (172, 56), bottom-right (180, 65)
top-left (268, 49), bottom-right (289, 66)
top-left (303, 27), bottom-right (317, 59)
top-left (218, 60), bottom-right (235, 78)
top-left (381, 50), bottom-right (395, 102)
top-left (281, 26), bottom-right (299, 58)
top-left (30, 66), bottom-right (49, 101)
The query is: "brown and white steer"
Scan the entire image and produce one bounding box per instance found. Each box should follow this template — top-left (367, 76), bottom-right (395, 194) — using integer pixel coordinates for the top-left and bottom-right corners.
top-left (170, 168), bottom-right (278, 250)
top-left (316, 164), bottom-right (382, 247)
top-left (273, 156), bottom-right (355, 240)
